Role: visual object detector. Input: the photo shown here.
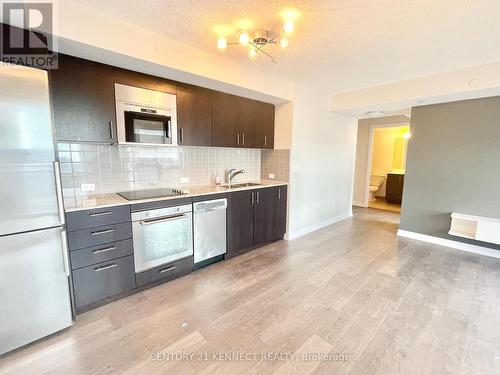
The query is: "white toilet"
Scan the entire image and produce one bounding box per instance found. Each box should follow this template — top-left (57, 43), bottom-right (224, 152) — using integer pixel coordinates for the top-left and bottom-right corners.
top-left (369, 175), bottom-right (386, 202)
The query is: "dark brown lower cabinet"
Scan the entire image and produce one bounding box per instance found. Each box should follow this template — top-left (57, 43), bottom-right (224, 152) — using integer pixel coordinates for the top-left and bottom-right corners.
top-left (253, 187), bottom-right (280, 246)
top-left (227, 190), bottom-right (254, 257)
top-left (386, 173), bottom-right (405, 204)
top-left (227, 186), bottom-right (287, 258)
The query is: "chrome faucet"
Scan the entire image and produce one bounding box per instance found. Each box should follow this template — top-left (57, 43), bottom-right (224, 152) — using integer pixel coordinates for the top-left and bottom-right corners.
top-left (227, 168), bottom-right (245, 184)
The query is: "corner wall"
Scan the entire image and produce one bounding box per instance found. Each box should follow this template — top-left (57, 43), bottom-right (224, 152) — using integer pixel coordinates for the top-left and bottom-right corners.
top-left (287, 84), bottom-right (358, 240)
top-left (400, 96), bottom-right (500, 251)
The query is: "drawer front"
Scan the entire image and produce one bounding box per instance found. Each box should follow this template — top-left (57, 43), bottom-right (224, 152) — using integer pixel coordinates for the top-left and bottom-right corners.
top-left (68, 222), bottom-right (132, 251)
top-left (70, 239), bottom-right (134, 270)
top-left (72, 255), bottom-right (135, 309)
top-left (66, 205), bottom-right (131, 232)
top-left (135, 256), bottom-right (193, 287)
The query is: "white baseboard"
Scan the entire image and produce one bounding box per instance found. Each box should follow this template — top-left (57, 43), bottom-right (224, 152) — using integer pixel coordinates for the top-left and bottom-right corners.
top-left (287, 211), bottom-right (353, 241)
top-left (397, 229), bottom-right (500, 259)
top-left (352, 201), bottom-right (367, 207)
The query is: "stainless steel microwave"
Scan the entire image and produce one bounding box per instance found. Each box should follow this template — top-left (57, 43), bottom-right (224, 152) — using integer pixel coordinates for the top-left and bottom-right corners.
top-left (115, 83), bottom-right (178, 146)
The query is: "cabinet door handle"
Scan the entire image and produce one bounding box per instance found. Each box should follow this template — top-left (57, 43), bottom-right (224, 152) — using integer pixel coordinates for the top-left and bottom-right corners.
top-left (251, 192), bottom-right (255, 205)
top-left (237, 133), bottom-right (240, 146)
top-left (94, 263), bottom-right (117, 272)
top-left (159, 265), bottom-right (176, 273)
top-left (109, 121), bottom-right (114, 141)
top-left (90, 229), bottom-right (115, 236)
top-left (92, 246), bottom-right (116, 254)
top-left (89, 211), bottom-right (113, 217)
top-left (180, 127), bottom-right (184, 143)
top-left (278, 188), bottom-right (281, 200)
top-left (264, 135), bottom-right (267, 147)
top-left (256, 191), bottom-right (260, 204)
top-left (242, 133), bottom-right (245, 146)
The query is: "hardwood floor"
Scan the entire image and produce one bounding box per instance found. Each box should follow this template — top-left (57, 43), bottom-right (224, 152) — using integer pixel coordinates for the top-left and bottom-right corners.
top-left (368, 198), bottom-right (401, 213)
top-left (1, 207), bottom-right (500, 374)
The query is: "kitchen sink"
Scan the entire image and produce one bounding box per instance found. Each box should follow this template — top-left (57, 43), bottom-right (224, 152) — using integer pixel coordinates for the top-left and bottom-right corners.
top-left (220, 182), bottom-right (262, 189)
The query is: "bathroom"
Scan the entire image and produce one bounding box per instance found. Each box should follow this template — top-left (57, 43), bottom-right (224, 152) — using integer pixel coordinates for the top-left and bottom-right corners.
top-left (367, 125), bottom-right (410, 212)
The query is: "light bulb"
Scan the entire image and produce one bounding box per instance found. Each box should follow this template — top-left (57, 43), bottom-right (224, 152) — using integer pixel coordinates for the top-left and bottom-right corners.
top-left (217, 37), bottom-right (227, 50)
top-left (239, 31), bottom-right (250, 45)
top-left (283, 20), bottom-right (294, 34)
top-left (280, 38), bottom-right (289, 49)
top-left (403, 132), bottom-right (411, 139)
top-left (248, 47), bottom-right (257, 60)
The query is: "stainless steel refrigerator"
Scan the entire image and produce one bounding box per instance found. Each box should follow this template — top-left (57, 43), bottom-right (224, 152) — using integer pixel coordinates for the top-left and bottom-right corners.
top-left (0, 64), bottom-right (73, 355)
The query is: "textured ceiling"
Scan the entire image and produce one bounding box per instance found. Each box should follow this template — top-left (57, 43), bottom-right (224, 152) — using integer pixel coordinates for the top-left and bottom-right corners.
top-left (72, 0), bottom-right (500, 92)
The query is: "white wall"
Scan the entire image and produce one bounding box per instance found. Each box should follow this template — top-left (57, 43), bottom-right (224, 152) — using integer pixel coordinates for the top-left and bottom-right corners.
top-left (287, 83), bottom-right (358, 240)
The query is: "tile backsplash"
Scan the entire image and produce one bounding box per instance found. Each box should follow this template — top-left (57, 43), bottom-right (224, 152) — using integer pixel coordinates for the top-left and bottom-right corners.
top-left (59, 143), bottom-right (261, 208)
top-left (261, 149), bottom-right (290, 182)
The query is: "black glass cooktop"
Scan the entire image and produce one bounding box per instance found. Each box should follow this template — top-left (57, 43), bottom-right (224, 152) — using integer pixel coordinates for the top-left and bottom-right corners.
top-left (117, 188), bottom-right (185, 201)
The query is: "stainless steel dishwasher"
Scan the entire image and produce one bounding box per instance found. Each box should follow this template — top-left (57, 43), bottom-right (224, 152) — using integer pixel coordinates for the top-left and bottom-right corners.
top-left (193, 198), bottom-right (227, 264)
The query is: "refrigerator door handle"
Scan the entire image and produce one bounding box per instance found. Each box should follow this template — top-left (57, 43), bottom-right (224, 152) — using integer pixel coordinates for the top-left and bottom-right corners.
top-left (60, 229), bottom-right (70, 277)
top-left (53, 161), bottom-right (66, 225)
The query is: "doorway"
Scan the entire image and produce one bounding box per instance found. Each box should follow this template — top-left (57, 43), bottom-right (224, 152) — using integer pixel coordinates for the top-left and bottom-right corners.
top-left (365, 125), bottom-right (410, 213)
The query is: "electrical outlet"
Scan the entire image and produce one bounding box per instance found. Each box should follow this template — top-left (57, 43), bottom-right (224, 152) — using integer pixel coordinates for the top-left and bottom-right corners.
top-left (81, 183), bottom-right (95, 192)
top-left (268, 173), bottom-right (275, 179)
top-left (180, 177), bottom-right (189, 184)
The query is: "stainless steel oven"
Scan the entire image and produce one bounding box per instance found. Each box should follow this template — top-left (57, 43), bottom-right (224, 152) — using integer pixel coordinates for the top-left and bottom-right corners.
top-left (115, 83), bottom-right (177, 146)
top-left (131, 204), bottom-right (193, 273)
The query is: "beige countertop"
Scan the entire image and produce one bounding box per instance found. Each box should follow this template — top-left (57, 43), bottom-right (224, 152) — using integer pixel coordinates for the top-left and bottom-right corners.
top-left (64, 180), bottom-right (288, 212)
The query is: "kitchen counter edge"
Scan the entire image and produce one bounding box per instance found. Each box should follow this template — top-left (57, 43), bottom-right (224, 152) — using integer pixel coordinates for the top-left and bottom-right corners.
top-left (64, 181), bottom-right (289, 213)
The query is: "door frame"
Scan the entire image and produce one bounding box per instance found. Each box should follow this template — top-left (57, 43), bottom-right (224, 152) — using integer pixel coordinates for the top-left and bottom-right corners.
top-left (362, 123), bottom-right (410, 207)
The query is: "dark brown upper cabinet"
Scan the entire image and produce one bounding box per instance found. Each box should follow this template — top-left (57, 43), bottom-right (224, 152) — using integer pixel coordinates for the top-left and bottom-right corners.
top-left (50, 54), bottom-right (117, 143)
top-left (261, 102), bottom-right (275, 149)
top-left (50, 54), bottom-right (275, 148)
top-left (212, 92), bottom-right (276, 149)
top-left (176, 84), bottom-right (212, 146)
top-left (211, 91), bottom-right (240, 147)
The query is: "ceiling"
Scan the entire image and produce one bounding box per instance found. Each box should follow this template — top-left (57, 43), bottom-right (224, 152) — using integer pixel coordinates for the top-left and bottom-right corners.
top-left (72, 0), bottom-right (500, 93)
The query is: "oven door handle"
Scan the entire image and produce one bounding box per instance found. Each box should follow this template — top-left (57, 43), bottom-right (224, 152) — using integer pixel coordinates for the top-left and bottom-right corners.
top-left (139, 213), bottom-right (187, 225)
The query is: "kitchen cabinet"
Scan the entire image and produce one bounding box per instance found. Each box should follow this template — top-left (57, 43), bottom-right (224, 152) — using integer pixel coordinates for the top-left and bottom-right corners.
top-left (238, 98), bottom-right (263, 148)
top-left (51, 54), bottom-right (275, 148)
top-left (227, 189), bottom-right (255, 256)
top-left (386, 173), bottom-right (404, 204)
top-left (176, 84), bottom-right (212, 146)
top-left (72, 255), bottom-right (136, 310)
top-left (261, 103), bottom-right (275, 149)
top-left (253, 187), bottom-right (280, 246)
top-left (211, 91), bottom-right (240, 147)
top-left (227, 185), bottom-right (287, 258)
top-left (66, 205), bottom-right (135, 312)
top-left (50, 54), bottom-right (117, 143)
top-left (277, 185), bottom-right (287, 237)
top-left (212, 92), bottom-right (276, 149)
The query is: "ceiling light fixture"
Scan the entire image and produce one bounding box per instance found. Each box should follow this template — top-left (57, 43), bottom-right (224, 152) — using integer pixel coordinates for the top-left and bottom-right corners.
top-left (217, 37), bottom-right (227, 50)
top-left (366, 111), bottom-right (385, 118)
top-left (283, 20), bottom-right (294, 34)
top-left (280, 38), bottom-right (289, 49)
top-left (215, 19), bottom-right (296, 63)
top-left (238, 31), bottom-right (250, 45)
